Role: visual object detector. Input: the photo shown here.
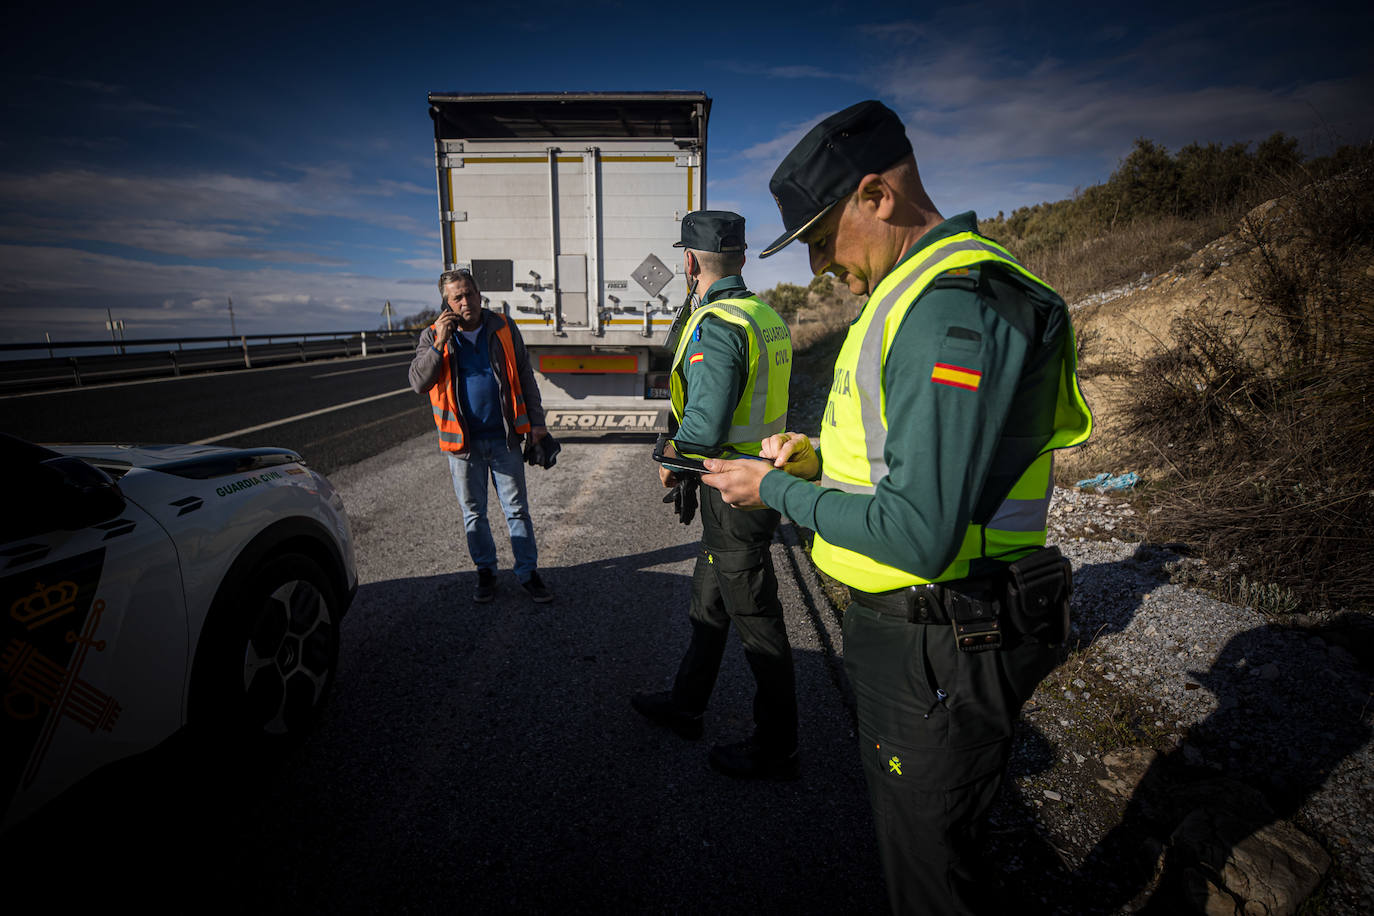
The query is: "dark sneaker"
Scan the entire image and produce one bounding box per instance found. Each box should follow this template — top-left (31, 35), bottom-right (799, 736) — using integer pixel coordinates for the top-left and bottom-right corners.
top-left (521, 571), bottom-right (554, 603)
top-left (708, 736), bottom-right (800, 781)
top-left (474, 568), bottom-right (495, 604)
top-left (630, 690), bottom-right (704, 740)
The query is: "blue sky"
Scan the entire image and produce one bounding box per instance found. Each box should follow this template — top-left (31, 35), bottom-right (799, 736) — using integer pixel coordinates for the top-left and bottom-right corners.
top-left (2, 0), bottom-right (1371, 345)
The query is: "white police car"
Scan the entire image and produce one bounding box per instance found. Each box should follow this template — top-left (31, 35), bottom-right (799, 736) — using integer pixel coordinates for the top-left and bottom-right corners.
top-left (0, 433), bottom-right (357, 831)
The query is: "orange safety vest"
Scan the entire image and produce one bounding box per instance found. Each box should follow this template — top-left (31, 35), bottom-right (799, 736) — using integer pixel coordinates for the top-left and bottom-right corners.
top-left (427, 313), bottom-right (531, 453)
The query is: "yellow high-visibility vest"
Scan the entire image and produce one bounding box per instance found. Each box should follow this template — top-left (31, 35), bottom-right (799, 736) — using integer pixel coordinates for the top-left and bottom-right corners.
top-left (670, 296), bottom-right (791, 456)
top-left (813, 232), bottom-right (1093, 590)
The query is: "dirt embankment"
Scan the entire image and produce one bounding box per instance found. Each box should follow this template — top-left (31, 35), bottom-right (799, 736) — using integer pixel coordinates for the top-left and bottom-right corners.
top-left (1062, 218), bottom-right (1257, 479)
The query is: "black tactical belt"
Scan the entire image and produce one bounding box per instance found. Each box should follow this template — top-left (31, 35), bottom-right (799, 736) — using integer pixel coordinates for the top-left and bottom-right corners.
top-left (852, 578), bottom-right (1003, 652)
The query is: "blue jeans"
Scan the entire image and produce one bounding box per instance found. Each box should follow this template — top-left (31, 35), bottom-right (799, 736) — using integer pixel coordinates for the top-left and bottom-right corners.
top-left (447, 438), bottom-right (538, 581)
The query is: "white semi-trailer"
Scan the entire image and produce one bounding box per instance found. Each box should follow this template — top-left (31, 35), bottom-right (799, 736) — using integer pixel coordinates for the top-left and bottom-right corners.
top-left (426, 91), bottom-right (711, 433)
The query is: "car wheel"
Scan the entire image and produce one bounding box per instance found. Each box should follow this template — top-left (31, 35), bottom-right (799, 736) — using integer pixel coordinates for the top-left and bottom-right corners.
top-left (195, 552), bottom-right (340, 740)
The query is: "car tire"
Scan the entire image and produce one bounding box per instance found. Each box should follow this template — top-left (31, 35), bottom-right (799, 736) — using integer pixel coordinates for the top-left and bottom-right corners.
top-left (193, 552), bottom-right (340, 742)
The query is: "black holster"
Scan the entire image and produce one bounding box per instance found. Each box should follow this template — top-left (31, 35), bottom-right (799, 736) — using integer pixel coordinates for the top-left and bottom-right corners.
top-left (854, 546), bottom-right (1073, 653)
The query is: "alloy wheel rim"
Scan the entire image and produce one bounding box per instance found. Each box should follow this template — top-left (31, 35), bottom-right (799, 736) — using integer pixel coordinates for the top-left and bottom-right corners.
top-left (242, 578), bottom-right (334, 735)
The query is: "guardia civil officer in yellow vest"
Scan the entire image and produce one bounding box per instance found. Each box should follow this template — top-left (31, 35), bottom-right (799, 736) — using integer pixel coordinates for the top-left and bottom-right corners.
top-left (701, 102), bottom-right (1093, 913)
top-left (630, 211), bottom-right (800, 780)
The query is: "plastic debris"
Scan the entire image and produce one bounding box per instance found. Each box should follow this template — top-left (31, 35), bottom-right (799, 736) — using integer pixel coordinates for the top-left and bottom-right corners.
top-left (1075, 471), bottom-right (1139, 491)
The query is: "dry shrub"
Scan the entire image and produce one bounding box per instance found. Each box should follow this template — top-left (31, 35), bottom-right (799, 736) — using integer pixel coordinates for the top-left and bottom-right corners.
top-left (1121, 150), bottom-right (1374, 613)
top-left (790, 306), bottom-right (854, 351)
top-left (776, 274), bottom-right (863, 351)
top-left (1136, 426), bottom-right (1372, 613)
top-left (1011, 212), bottom-right (1236, 304)
top-left (1123, 314), bottom-right (1276, 452)
top-left (784, 278), bottom-right (860, 435)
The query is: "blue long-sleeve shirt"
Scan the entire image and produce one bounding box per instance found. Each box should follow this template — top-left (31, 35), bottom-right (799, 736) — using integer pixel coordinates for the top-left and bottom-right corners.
top-left (453, 326), bottom-right (505, 440)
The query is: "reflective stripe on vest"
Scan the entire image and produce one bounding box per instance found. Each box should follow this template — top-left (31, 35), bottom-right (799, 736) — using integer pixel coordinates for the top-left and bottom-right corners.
top-left (669, 296), bottom-right (791, 455)
top-left (427, 313), bottom-right (531, 454)
top-left (812, 232), bottom-right (1092, 590)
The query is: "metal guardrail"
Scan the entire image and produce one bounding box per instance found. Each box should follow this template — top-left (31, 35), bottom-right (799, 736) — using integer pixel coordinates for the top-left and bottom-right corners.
top-left (0, 330), bottom-right (418, 393)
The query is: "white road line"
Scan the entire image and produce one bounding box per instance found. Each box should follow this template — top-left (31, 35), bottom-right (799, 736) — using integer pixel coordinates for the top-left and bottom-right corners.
top-left (193, 388), bottom-right (414, 444)
top-left (1, 351), bottom-right (411, 401)
top-left (312, 358), bottom-right (412, 380)
top-left (298, 405), bottom-right (423, 450)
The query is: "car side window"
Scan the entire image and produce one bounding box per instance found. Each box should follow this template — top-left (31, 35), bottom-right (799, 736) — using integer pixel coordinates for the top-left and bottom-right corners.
top-left (0, 437), bottom-right (125, 544)
top-left (0, 439), bottom-right (63, 543)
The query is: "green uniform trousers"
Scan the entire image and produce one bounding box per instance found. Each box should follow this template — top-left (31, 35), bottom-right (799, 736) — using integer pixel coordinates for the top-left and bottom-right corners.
top-left (843, 588), bottom-right (1058, 915)
top-left (671, 483), bottom-right (798, 751)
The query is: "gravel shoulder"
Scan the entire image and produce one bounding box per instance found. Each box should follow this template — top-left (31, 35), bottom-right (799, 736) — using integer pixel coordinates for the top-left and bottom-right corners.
top-left (787, 485), bottom-right (1372, 914)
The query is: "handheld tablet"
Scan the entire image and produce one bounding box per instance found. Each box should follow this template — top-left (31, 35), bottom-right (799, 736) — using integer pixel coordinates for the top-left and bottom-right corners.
top-left (653, 435), bottom-right (708, 474)
top-left (652, 436), bottom-right (771, 475)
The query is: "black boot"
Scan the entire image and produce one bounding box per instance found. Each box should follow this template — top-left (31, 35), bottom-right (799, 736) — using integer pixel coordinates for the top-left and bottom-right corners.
top-left (630, 690), bottom-right (704, 740)
top-left (474, 568), bottom-right (496, 604)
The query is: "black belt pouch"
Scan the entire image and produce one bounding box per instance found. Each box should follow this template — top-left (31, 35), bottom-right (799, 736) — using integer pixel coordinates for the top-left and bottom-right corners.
top-left (1003, 546), bottom-right (1072, 645)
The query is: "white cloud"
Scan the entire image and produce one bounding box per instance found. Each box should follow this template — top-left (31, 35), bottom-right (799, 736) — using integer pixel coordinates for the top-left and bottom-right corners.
top-left (361, 178), bottom-right (434, 197)
top-left (857, 35), bottom-right (1374, 217)
top-left (0, 164), bottom-right (434, 268)
top-left (713, 7), bottom-right (1374, 287)
top-left (854, 21), bottom-right (926, 45)
top-left (0, 244), bottom-right (433, 344)
top-left (0, 165), bottom-right (433, 231)
top-left (0, 217), bottom-right (348, 264)
top-left (713, 61), bottom-right (865, 83)
top-left (59, 79), bottom-right (123, 94)
top-left (735, 114), bottom-right (829, 163)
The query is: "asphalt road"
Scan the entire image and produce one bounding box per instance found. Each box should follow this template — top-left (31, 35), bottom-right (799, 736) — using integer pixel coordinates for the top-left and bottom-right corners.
top-left (2, 350), bottom-right (431, 475)
top-left (0, 401), bottom-right (890, 912)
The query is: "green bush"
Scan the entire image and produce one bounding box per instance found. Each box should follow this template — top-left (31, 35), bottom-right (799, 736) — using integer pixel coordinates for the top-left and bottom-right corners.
top-left (978, 131), bottom-right (1321, 269)
top-left (400, 307), bottom-right (439, 331)
top-left (763, 282), bottom-right (809, 319)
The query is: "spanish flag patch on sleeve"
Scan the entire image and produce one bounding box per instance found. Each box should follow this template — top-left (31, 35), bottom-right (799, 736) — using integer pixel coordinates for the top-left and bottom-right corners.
top-left (689, 352), bottom-right (705, 364)
top-left (931, 362), bottom-right (981, 391)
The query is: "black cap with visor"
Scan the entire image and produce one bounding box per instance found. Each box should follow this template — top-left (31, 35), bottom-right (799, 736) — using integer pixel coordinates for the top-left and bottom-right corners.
top-left (674, 210), bottom-right (747, 253)
top-left (761, 100), bottom-right (913, 258)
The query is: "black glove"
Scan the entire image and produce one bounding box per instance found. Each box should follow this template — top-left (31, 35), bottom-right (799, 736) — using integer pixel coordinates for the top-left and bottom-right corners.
top-left (662, 476), bottom-right (699, 525)
top-left (540, 433), bottom-right (561, 468)
top-left (522, 433), bottom-right (561, 469)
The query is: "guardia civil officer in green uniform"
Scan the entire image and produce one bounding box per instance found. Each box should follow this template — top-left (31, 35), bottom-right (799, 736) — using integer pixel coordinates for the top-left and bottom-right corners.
top-left (631, 211), bottom-right (800, 780)
top-left (701, 103), bottom-right (1093, 913)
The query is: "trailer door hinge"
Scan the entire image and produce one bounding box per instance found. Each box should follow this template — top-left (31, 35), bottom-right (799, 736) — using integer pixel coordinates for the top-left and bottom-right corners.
top-left (445, 211), bottom-right (468, 222)
top-left (674, 155), bottom-right (696, 167)
top-left (440, 154), bottom-right (464, 169)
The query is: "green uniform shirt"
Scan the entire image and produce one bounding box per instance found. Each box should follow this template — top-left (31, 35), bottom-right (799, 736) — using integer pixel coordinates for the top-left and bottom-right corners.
top-left (674, 275), bottom-right (752, 446)
top-left (760, 212), bottom-right (1067, 578)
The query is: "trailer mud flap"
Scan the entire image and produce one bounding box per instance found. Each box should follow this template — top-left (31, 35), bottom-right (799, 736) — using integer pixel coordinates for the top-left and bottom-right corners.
top-left (543, 408), bottom-right (670, 433)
